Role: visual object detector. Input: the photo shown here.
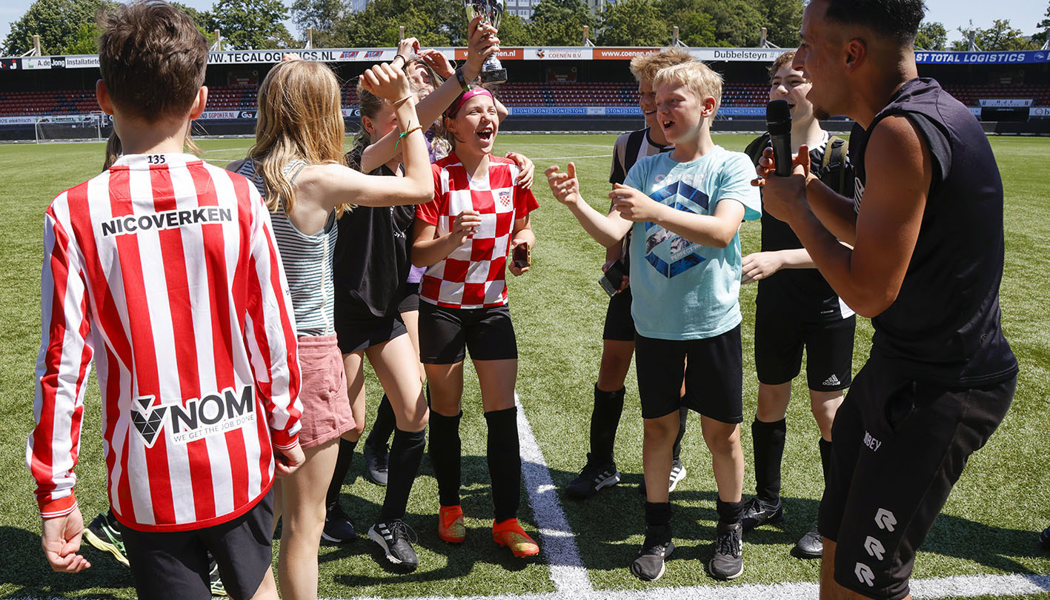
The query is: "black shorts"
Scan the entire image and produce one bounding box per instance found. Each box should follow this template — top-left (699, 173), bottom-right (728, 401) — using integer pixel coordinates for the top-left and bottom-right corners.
top-left (398, 282), bottom-right (421, 313)
top-left (819, 361), bottom-right (1015, 600)
top-left (121, 490), bottom-right (274, 600)
top-left (335, 309), bottom-right (407, 354)
top-left (754, 306), bottom-right (855, 391)
top-left (634, 326), bottom-right (743, 423)
top-left (602, 286), bottom-right (635, 342)
top-left (418, 302), bottom-right (517, 364)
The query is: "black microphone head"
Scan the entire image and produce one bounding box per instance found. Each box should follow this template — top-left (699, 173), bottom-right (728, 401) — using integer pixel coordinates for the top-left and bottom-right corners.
top-left (766, 99), bottom-right (791, 136)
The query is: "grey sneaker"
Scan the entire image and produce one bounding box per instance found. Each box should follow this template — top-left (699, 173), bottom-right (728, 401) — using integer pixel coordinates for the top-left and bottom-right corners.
top-left (368, 520), bottom-right (419, 571)
top-left (630, 525), bottom-right (674, 581)
top-left (566, 456), bottom-right (620, 500)
top-left (708, 522), bottom-right (744, 580)
top-left (795, 524), bottom-right (823, 558)
top-left (84, 512), bottom-right (129, 567)
top-left (363, 440), bottom-right (389, 486)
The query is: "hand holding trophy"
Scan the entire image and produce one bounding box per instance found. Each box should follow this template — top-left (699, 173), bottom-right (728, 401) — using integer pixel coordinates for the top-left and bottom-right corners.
top-left (464, 0), bottom-right (507, 84)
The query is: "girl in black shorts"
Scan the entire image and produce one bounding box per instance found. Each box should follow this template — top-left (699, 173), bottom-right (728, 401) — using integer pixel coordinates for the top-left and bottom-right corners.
top-left (412, 87), bottom-right (540, 559)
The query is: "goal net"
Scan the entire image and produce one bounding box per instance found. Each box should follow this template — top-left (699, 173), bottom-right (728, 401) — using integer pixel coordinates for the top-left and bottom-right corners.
top-left (34, 112), bottom-right (110, 143)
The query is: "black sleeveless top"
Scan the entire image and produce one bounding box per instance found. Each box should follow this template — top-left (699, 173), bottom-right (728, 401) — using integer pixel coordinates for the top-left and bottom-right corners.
top-left (333, 142), bottom-right (416, 319)
top-left (850, 77), bottom-right (1017, 386)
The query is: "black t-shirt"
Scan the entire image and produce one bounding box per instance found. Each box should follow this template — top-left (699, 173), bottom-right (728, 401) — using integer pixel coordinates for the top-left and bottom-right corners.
top-left (333, 143), bottom-right (417, 319)
top-left (850, 77), bottom-right (1017, 386)
top-left (745, 133), bottom-right (854, 319)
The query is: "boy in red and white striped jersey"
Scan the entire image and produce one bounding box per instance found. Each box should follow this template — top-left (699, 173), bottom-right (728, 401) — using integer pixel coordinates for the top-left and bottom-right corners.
top-left (27, 3), bottom-right (303, 599)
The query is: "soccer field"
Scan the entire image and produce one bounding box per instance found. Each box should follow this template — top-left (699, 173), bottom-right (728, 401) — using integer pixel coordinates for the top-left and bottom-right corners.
top-left (0, 134), bottom-right (1048, 599)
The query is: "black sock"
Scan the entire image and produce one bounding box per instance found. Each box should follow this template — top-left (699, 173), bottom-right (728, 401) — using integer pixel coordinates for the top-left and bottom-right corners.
top-left (428, 411), bottom-right (462, 508)
top-left (379, 427), bottom-right (426, 522)
top-left (644, 501), bottom-right (672, 527)
top-left (717, 499), bottom-right (744, 525)
top-left (590, 385), bottom-right (625, 465)
top-left (643, 502), bottom-right (672, 545)
top-left (366, 394), bottom-right (396, 449)
top-left (751, 418), bottom-right (786, 504)
top-left (486, 407), bottom-right (521, 523)
top-left (819, 437), bottom-right (833, 486)
top-left (326, 438), bottom-right (357, 509)
top-left (672, 405), bottom-right (688, 461)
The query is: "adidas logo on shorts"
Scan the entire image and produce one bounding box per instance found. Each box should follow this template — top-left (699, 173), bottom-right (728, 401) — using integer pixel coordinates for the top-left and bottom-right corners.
top-left (822, 374), bottom-right (841, 387)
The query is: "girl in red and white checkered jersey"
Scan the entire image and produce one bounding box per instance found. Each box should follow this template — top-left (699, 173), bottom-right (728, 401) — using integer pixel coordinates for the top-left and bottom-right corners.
top-left (411, 86), bottom-right (540, 558)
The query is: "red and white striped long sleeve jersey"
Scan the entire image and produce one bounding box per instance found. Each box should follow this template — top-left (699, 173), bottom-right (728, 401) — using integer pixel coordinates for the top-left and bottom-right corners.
top-left (28, 153), bottom-right (303, 532)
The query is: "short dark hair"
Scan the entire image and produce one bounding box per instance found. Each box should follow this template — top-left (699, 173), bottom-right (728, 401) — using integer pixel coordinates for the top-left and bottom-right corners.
top-left (823, 0), bottom-right (926, 46)
top-left (98, 1), bottom-right (208, 122)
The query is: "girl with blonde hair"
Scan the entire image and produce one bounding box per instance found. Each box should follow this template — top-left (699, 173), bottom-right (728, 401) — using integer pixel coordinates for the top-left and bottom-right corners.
top-left (228, 58), bottom-right (431, 599)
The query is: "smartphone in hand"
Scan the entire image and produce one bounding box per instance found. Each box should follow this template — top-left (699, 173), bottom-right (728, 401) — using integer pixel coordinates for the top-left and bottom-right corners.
top-left (598, 260), bottom-right (627, 296)
top-left (513, 244), bottom-right (531, 269)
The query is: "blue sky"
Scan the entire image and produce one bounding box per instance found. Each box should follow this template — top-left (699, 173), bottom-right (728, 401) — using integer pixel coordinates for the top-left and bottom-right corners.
top-left (1, 0), bottom-right (1046, 51)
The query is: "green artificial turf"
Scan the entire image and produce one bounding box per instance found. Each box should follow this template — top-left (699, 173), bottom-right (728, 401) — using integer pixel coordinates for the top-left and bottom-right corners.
top-left (0, 134), bottom-right (1047, 599)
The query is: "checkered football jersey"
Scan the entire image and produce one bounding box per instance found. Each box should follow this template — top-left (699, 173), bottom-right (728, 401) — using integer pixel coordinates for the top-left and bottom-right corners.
top-left (28, 153), bottom-right (303, 532)
top-left (417, 154), bottom-right (538, 309)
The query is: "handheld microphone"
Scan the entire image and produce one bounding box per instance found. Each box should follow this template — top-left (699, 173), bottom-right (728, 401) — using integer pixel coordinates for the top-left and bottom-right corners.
top-left (765, 99), bottom-right (793, 177)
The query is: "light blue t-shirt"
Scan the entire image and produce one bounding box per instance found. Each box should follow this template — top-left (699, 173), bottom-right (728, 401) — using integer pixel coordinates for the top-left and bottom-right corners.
top-left (624, 146), bottom-right (761, 340)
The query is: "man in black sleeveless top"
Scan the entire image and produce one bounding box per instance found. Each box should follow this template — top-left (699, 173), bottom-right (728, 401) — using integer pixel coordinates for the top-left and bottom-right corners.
top-left (757, 1), bottom-right (1018, 599)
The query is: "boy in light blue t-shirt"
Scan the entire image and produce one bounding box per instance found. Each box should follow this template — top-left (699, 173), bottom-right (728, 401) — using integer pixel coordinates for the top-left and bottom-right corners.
top-left (546, 61), bottom-right (760, 583)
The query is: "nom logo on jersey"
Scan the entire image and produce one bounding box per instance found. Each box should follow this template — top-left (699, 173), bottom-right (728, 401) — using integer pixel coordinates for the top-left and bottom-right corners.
top-left (131, 386), bottom-right (256, 447)
top-left (643, 180), bottom-right (711, 278)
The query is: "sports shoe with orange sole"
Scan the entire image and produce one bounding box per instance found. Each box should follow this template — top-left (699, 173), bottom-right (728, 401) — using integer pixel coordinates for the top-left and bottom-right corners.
top-left (492, 518), bottom-right (540, 557)
top-left (438, 505), bottom-right (466, 543)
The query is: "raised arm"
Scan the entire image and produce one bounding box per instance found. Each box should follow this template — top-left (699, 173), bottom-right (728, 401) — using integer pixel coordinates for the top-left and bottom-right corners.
top-left (758, 145), bottom-right (859, 245)
top-left (359, 18), bottom-right (497, 173)
top-left (611, 183), bottom-right (746, 249)
top-left (295, 62), bottom-right (432, 208)
top-left (760, 116), bottom-right (930, 317)
top-left (545, 162), bottom-right (632, 247)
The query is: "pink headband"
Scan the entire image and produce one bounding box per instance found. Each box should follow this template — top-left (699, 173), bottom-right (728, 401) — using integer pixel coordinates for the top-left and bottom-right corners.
top-left (444, 87), bottom-right (493, 119)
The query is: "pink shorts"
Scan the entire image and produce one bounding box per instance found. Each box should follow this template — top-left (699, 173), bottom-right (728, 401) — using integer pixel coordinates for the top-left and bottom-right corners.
top-left (296, 334), bottom-right (355, 449)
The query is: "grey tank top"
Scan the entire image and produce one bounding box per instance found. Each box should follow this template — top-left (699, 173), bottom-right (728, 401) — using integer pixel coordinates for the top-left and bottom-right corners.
top-left (236, 159), bottom-right (338, 337)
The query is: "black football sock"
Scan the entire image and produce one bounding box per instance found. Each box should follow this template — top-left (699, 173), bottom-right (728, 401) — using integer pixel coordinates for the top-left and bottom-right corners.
top-left (672, 405), bottom-right (689, 462)
top-left (717, 498), bottom-right (745, 526)
top-left (486, 407), bottom-right (521, 523)
top-left (326, 438), bottom-right (357, 510)
top-left (643, 501), bottom-right (672, 544)
top-left (428, 411), bottom-right (462, 508)
top-left (751, 418), bottom-right (786, 504)
top-left (819, 437), bottom-right (833, 486)
top-left (378, 427), bottom-right (426, 522)
top-left (590, 385), bottom-right (625, 465)
top-left (366, 394), bottom-right (396, 449)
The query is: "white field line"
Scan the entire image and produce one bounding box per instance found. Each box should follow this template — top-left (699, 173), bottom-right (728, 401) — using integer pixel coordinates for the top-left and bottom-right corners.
top-left (514, 392), bottom-right (593, 595)
top-left (325, 571), bottom-right (1050, 600)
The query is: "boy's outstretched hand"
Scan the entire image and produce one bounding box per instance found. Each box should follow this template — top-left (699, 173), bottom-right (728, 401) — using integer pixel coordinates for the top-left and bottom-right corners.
top-left (609, 183), bottom-right (661, 222)
top-left (545, 162), bottom-right (581, 205)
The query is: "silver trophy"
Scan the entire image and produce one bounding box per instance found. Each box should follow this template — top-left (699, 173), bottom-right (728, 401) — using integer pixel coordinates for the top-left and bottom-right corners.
top-left (464, 0), bottom-right (507, 85)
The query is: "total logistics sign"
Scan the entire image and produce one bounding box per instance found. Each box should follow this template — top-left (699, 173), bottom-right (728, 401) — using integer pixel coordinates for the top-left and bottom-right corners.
top-left (914, 50), bottom-right (1049, 64)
